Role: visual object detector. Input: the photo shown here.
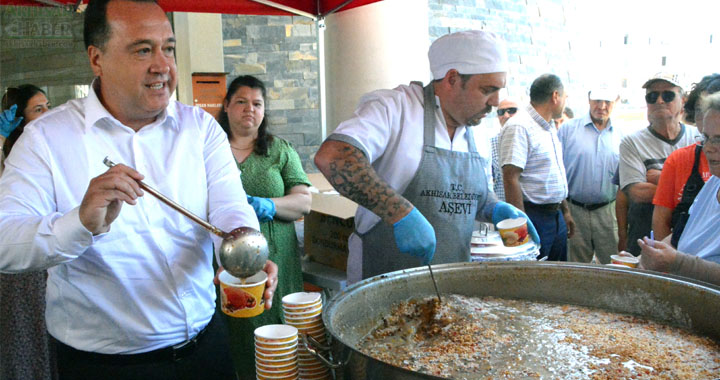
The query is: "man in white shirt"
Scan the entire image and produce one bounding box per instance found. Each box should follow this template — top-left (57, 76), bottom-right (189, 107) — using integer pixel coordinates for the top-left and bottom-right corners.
top-left (0, 1), bottom-right (277, 378)
top-left (500, 74), bottom-right (575, 261)
top-left (314, 30), bottom-right (539, 282)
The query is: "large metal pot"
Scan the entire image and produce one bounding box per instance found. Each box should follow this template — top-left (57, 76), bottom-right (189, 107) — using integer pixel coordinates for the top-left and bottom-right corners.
top-left (317, 262), bottom-right (720, 379)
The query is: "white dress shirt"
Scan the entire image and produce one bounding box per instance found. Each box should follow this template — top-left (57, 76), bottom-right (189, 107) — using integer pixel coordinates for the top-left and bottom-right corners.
top-left (0, 83), bottom-right (259, 354)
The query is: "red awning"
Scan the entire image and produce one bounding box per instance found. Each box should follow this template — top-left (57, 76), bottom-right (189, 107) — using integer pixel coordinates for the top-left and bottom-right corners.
top-left (0, 0), bottom-right (382, 17)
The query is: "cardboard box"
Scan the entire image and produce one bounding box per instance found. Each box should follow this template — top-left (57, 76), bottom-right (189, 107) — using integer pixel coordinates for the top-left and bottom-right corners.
top-left (304, 173), bottom-right (358, 271)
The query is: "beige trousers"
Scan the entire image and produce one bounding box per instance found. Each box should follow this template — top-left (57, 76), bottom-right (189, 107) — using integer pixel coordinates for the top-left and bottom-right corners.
top-left (567, 201), bottom-right (618, 264)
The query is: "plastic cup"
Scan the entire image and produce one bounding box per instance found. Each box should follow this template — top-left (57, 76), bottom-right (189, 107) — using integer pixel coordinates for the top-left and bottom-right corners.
top-left (497, 217), bottom-right (530, 247)
top-left (219, 270), bottom-right (267, 318)
top-left (611, 254), bottom-right (639, 268)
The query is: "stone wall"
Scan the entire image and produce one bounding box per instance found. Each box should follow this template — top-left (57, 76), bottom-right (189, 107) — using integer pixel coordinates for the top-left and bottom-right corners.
top-left (429, 0), bottom-right (578, 105)
top-left (222, 15), bottom-right (321, 173)
top-left (0, 6), bottom-right (93, 107)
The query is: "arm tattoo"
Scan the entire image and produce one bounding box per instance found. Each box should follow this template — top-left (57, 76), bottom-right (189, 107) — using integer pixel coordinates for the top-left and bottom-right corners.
top-left (326, 144), bottom-right (412, 223)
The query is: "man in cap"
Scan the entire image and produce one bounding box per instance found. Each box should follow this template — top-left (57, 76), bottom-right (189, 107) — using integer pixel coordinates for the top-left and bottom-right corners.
top-left (500, 73), bottom-right (575, 261)
top-left (0, 0), bottom-right (278, 378)
top-left (618, 73), bottom-right (700, 255)
top-left (314, 30), bottom-right (539, 282)
top-left (558, 87), bottom-right (624, 264)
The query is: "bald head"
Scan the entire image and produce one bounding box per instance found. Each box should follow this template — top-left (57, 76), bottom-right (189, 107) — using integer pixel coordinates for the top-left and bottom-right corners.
top-left (497, 99), bottom-right (519, 126)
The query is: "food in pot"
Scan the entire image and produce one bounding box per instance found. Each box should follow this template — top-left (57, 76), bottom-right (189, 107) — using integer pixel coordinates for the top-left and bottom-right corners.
top-left (357, 295), bottom-right (720, 379)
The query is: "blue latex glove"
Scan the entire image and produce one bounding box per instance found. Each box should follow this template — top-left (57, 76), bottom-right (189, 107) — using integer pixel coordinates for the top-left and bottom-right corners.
top-left (492, 201), bottom-right (541, 244)
top-left (247, 195), bottom-right (276, 223)
top-left (0, 104), bottom-right (23, 138)
top-left (392, 208), bottom-right (436, 265)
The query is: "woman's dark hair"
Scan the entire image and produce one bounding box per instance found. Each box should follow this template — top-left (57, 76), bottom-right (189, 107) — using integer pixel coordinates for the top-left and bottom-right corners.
top-left (84, 0), bottom-right (159, 50)
top-left (2, 84), bottom-right (46, 153)
top-left (530, 74), bottom-right (564, 104)
top-left (684, 73), bottom-right (720, 124)
top-left (217, 75), bottom-right (273, 156)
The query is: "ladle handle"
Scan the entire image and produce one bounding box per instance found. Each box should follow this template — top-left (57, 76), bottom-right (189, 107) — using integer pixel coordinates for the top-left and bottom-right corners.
top-left (103, 157), bottom-right (227, 239)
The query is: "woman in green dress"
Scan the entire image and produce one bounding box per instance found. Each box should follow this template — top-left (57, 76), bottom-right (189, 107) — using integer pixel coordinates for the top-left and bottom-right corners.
top-left (217, 75), bottom-right (312, 379)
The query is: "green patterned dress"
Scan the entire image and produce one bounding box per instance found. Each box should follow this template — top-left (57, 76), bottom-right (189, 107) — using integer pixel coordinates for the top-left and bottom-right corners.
top-left (218, 137), bottom-right (311, 379)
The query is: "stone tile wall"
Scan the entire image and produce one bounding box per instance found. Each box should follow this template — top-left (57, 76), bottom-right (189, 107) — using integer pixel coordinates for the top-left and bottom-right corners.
top-left (222, 15), bottom-right (321, 173)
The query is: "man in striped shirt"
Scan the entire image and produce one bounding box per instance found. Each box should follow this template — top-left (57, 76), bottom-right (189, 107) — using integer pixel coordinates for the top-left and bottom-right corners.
top-left (499, 74), bottom-right (575, 261)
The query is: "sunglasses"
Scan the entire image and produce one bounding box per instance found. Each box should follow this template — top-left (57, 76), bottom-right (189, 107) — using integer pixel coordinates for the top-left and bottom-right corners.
top-left (497, 107), bottom-right (518, 117)
top-left (645, 91), bottom-right (676, 104)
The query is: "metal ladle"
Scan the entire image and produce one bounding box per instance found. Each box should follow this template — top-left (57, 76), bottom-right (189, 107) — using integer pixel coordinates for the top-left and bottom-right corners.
top-left (103, 157), bottom-right (268, 278)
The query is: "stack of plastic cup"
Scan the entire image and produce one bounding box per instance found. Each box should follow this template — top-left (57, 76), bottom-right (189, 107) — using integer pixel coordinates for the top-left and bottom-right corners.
top-left (254, 324), bottom-right (299, 380)
top-left (282, 292), bottom-right (331, 379)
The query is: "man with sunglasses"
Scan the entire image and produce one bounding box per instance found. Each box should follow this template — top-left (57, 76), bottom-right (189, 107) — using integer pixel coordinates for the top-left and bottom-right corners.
top-left (618, 73), bottom-right (700, 256)
top-left (497, 99), bottom-right (519, 127)
top-left (490, 99), bottom-right (520, 201)
top-left (558, 87), bottom-right (623, 264)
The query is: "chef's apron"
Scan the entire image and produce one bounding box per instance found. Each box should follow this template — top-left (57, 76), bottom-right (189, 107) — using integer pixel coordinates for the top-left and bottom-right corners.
top-left (359, 82), bottom-right (489, 279)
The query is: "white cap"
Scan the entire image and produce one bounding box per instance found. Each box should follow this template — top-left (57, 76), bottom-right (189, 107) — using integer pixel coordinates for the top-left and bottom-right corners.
top-left (642, 72), bottom-right (683, 90)
top-left (589, 87), bottom-right (618, 101)
top-left (428, 30), bottom-right (508, 80)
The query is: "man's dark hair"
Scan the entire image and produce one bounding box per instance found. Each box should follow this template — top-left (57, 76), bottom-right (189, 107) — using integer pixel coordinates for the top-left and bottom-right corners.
top-left (529, 74), bottom-right (564, 104)
top-left (684, 73), bottom-right (720, 123)
top-left (563, 106), bottom-right (574, 118)
top-left (84, 0), bottom-right (159, 50)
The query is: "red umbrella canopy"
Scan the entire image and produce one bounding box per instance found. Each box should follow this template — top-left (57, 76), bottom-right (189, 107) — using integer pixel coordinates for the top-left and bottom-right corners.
top-left (0, 0), bottom-right (383, 17)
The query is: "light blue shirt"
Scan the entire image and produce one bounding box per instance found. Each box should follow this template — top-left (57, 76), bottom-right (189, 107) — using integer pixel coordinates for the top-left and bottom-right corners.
top-left (0, 83), bottom-right (259, 354)
top-left (558, 113), bottom-right (623, 204)
top-left (678, 175), bottom-right (720, 264)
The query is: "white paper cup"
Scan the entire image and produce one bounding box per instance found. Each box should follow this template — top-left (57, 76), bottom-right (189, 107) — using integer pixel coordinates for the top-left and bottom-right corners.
top-left (255, 324), bottom-right (299, 343)
top-left (282, 292), bottom-right (321, 307)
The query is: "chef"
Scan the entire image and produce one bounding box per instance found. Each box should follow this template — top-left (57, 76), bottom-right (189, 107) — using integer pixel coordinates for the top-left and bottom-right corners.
top-left (314, 30), bottom-right (540, 282)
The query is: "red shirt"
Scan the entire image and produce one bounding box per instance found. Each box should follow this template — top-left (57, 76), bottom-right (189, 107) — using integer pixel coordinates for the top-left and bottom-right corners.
top-left (653, 143), bottom-right (711, 210)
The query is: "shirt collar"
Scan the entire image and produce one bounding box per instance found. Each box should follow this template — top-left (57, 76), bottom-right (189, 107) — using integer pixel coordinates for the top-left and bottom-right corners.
top-left (526, 104), bottom-right (554, 131)
top-left (581, 112), bottom-right (613, 132)
top-left (84, 78), bottom-right (179, 133)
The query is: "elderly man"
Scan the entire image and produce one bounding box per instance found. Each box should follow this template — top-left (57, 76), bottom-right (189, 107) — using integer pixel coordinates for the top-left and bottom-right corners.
top-left (314, 30), bottom-right (539, 282)
top-left (634, 91), bottom-right (720, 286)
top-left (619, 73), bottom-right (700, 255)
top-left (500, 74), bottom-right (575, 261)
top-left (0, 0), bottom-right (278, 378)
top-left (558, 88), bottom-right (623, 264)
top-left (652, 74), bottom-right (720, 245)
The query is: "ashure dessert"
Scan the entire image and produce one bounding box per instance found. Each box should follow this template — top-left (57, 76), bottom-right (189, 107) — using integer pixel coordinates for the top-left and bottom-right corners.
top-left (358, 295), bottom-right (720, 379)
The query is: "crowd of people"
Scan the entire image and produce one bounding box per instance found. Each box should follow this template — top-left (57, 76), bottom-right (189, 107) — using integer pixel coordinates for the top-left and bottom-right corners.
top-left (489, 71), bottom-right (719, 281)
top-left (0, 0), bottom-right (719, 379)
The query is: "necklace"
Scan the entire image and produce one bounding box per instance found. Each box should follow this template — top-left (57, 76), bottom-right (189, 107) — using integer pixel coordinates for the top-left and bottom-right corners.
top-left (230, 144), bottom-right (254, 150)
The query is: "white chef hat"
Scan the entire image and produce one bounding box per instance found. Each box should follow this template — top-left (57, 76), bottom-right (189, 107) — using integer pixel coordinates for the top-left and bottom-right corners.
top-left (428, 30), bottom-right (508, 80)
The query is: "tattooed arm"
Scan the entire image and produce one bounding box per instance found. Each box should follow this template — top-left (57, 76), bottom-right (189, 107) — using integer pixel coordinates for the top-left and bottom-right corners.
top-left (314, 140), bottom-right (413, 224)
